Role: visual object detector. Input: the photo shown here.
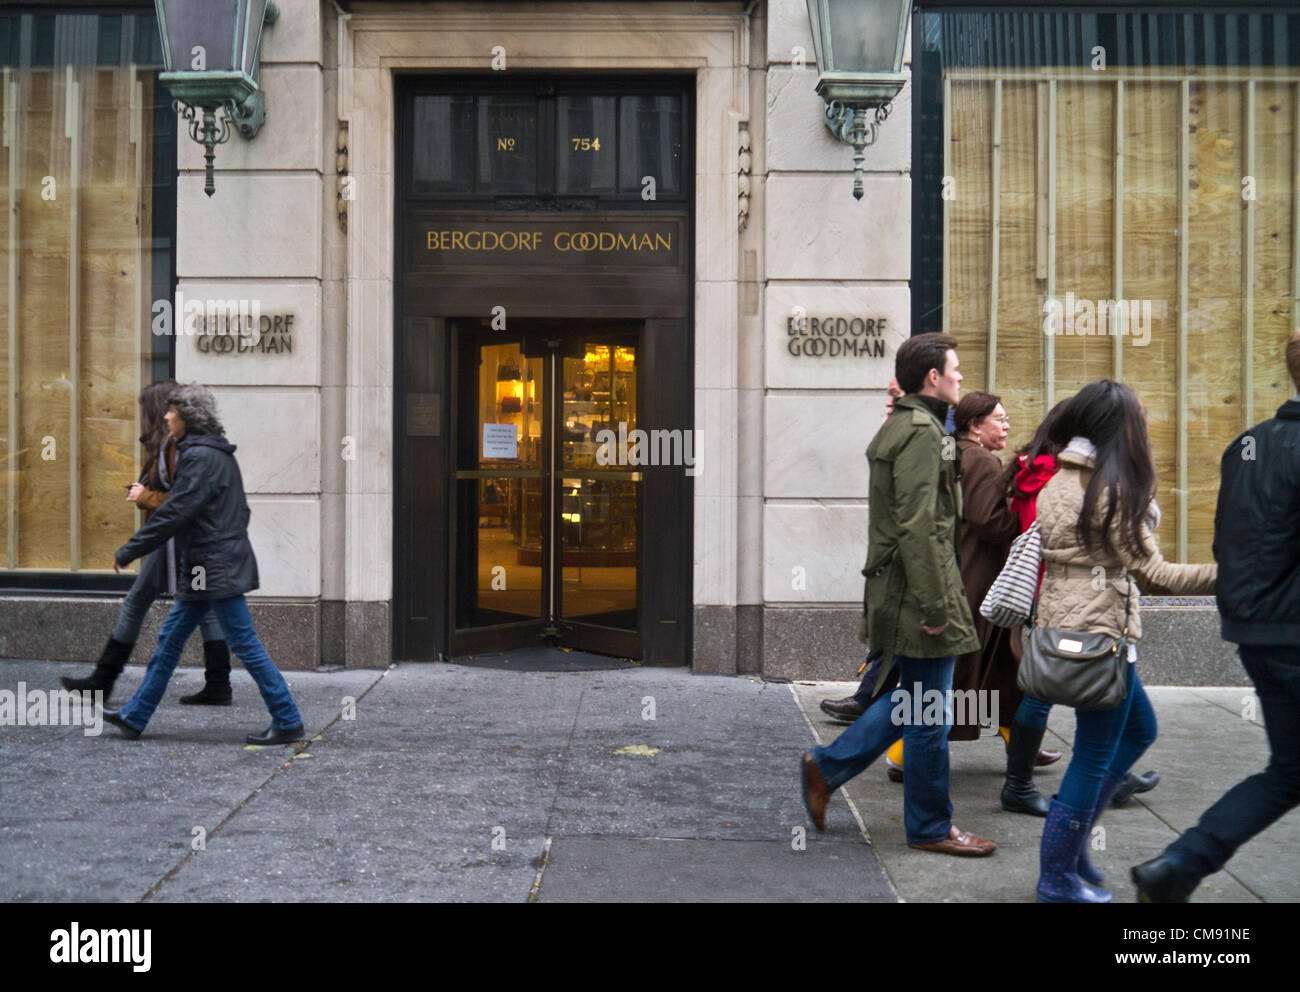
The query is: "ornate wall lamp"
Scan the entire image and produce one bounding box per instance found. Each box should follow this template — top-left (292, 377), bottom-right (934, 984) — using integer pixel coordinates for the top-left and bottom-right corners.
top-left (153, 0), bottom-right (279, 196)
top-left (805, 0), bottom-right (909, 199)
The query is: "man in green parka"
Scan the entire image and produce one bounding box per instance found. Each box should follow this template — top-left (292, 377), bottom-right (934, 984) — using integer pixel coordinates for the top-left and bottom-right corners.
top-left (801, 333), bottom-right (997, 857)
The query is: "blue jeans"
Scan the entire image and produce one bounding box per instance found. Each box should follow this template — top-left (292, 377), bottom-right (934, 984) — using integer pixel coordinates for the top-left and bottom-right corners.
top-left (811, 654), bottom-right (956, 845)
top-left (1163, 645), bottom-right (1300, 880)
top-left (1014, 694), bottom-right (1053, 730)
top-left (1056, 665), bottom-right (1158, 810)
top-left (113, 549), bottom-right (223, 644)
top-left (116, 596), bottom-right (302, 733)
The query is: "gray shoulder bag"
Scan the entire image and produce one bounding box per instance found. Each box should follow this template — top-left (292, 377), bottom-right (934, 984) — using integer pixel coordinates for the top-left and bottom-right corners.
top-left (1016, 573), bottom-right (1133, 711)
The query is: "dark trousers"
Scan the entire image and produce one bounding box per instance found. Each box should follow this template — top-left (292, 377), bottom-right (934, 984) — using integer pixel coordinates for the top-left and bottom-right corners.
top-left (852, 649), bottom-right (899, 707)
top-left (1164, 644), bottom-right (1300, 880)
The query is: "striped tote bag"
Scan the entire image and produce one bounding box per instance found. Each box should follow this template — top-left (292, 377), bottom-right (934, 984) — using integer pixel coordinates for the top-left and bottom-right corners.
top-left (980, 522), bottom-right (1042, 628)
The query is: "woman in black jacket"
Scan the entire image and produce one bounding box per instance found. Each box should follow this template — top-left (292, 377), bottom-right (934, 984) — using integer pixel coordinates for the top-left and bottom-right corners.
top-left (101, 383), bottom-right (304, 744)
top-left (61, 380), bottom-right (231, 703)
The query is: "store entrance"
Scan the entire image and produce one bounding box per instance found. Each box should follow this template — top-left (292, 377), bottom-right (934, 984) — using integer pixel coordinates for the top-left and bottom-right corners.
top-left (450, 318), bottom-right (641, 658)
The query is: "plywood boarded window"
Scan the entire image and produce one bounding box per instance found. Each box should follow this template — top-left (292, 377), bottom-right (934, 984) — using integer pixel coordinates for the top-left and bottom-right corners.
top-left (935, 23), bottom-right (1299, 564)
top-left (1, 11), bottom-right (172, 573)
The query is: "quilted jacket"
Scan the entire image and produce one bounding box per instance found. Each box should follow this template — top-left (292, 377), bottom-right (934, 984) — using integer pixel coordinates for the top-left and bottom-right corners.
top-left (1035, 448), bottom-right (1216, 642)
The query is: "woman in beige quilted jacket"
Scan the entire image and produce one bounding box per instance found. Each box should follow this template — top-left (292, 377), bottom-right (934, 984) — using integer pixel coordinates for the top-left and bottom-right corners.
top-left (1032, 380), bottom-right (1216, 903)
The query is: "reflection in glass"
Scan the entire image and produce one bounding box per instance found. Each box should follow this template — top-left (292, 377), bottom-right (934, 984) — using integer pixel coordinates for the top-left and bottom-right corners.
top-left (619, 95), bottom-right (682, 194)
top-left (478, 95), bottom-right (538, 192)
top-left (470, 341), bottom-right (544, 621)
top-left (411, 95), bottom-right (474, 193)
top-left (556, 95), bottom-right (616, 193)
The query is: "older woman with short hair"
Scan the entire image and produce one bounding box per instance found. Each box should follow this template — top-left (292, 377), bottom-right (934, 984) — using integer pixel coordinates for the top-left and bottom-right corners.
top-left (102, 383), bottom-right (304, 744)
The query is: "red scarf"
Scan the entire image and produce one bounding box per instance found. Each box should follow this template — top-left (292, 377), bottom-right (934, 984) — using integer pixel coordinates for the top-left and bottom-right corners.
top-left (1009, 453), bottom-right (1058, 591)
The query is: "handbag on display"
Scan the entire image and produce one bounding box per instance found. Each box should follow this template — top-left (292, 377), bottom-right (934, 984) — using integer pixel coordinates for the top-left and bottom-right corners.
top-left (1016, 574), bottom-right (1134, 711)
top-left (980, 522), bottom-right (1043, 628)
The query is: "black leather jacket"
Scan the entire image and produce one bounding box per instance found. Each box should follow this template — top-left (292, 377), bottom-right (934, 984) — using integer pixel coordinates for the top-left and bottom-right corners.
top-left (1214, 398), bottom-right (1300, 646)
top-left (114, 432), bottom-right (260, 601)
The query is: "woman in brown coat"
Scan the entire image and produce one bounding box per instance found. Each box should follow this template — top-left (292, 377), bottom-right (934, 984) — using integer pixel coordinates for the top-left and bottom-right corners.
top-left (61, 379), bottom-right (232, 703)
top-left (950, 394), bottom-right (1060, 800)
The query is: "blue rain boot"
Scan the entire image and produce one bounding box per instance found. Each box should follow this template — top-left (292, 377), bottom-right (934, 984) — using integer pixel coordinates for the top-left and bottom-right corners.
top-left (1037, 798), bottom-right (1113, 903)
top-left (1078, 773), bottom-right (1125, 886)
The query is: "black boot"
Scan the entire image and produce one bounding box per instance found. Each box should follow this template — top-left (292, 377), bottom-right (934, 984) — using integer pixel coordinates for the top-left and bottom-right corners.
top-left (180, 640), bottom-right (232, 705)
top-left (61, 637), bottom-right (134, 701)
top-left (1111, 769), bottom-right (1160, 806)
top-left (1000, 722), bottom-right (1051, 816)
top-left (1132, 854), bottom-right (1198, 903)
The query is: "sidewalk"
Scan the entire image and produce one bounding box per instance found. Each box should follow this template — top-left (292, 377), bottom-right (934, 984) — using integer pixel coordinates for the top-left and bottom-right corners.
top-left (794, 681), bottom-right (1297, 903)
top-left (1, 659), bottom-right (1294, 902)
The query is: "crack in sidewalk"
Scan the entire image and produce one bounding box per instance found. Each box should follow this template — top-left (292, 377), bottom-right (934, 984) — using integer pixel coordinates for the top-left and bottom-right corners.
top-left (136, 666), bottom-right (393, 902)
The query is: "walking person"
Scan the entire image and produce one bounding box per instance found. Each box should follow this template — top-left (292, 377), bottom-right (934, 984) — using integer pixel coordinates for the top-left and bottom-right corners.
top-left (101, 383), bottom-right (305, 744)
top-left (1132, 333), bottom-right (1300, 901)
top-left (948, 392), bottom-right (1062, 817)
top-left (998, 405), bottom-right (1159, 814)
top-left (801, 334), bottom-right (996, 857)
top-left (61, 380), bottom-right (231, 704)
top-left (1031, 380), bottom-right (1215, 902)
top-left (821, 376), bottom-right (906, 725)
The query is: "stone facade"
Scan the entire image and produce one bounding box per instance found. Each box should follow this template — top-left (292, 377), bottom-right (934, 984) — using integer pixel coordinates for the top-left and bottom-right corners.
top-left (3, 0), bottom-right (1234, 683)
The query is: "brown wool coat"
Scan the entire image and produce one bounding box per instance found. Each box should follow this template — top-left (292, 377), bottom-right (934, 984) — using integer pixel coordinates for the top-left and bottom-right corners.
top-left (951, 438), bottom-right (1023, 738)
top-left (1036, 449), bottom-right (1216, 643)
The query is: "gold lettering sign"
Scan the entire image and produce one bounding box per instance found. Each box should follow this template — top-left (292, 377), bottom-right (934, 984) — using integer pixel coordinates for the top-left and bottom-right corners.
top-left (414, 218), bottom-right (681, 269)
top-left (427, 229), bottom-right (671, 254)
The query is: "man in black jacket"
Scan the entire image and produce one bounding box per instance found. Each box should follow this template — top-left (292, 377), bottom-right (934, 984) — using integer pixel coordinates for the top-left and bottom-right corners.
top-left (102, 383), bottom-right (305, 745)
top-left (1132, 332), bottom-right (1300, 901)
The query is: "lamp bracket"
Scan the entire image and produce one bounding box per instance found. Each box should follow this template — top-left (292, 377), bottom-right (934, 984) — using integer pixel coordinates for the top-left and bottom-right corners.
top-left (823, 100), bottom-right (892, 200)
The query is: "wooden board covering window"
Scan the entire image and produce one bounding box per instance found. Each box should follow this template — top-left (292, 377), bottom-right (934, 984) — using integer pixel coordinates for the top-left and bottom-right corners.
top-left (946, 70), bottom-right (1299, 564)
top-left (1, 64), bottom-right (153, 571)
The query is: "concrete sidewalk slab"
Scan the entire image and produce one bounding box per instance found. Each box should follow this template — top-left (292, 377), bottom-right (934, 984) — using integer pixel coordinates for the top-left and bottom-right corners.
top-left (0, 661), bottom-right (895, 902)
top-left (790, 680), bottom-right (1299, 903)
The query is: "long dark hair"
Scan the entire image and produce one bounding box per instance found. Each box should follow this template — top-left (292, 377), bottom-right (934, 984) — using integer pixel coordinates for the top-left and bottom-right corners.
top-left (1047, 380), bottom-right (1156, 558)
top-left (139, 378), bottom-right (178, 459)
top-left (1019, 397), bottom-right (1070, 466)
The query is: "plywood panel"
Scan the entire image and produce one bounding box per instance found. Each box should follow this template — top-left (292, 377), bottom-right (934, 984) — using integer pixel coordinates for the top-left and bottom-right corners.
top-left (78, 66), bottom-right (143, 566)
top-left (1053, 81), bottom-right (1116, 398)
top-left (994, 81), bottom-right (1047, 449)
top-left (1252, 83), bottom-right (1298, 417)
top-left (1119, 81), bottom-right (1180, 557)
top-left (1185, 81), bottom-right (1246, 563)
top-left (17, 68), bottom-right (72, 569)
top-left (948, 79), bottom-right (992, 390)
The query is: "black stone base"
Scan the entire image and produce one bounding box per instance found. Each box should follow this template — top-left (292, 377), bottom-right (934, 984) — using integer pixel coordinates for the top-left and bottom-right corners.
top-left (750, 605), bottom-right (1250, 686)
top-left (0, 596), bottom-right (392, 672)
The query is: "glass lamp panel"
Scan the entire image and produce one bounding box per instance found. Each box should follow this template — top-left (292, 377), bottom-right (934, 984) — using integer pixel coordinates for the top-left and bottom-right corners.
top-left (157, 0), bottom-right (240, 73)
top-left (824, 0), bottom-right (907, 74)
top-left (236, 0), bottom-right (268, 78)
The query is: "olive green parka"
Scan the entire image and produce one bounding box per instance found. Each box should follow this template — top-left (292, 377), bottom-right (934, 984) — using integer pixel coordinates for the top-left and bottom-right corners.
top-left (860, 395), bottom-right (980, 682)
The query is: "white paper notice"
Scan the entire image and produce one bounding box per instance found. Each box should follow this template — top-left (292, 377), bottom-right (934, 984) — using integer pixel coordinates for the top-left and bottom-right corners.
top-left (483, 423), bottom-right (519, 459)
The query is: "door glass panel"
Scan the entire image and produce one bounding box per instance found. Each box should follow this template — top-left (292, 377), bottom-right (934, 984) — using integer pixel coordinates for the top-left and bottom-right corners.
top-left (559, 342), bottom-right (638, 628)
top-left (465, 340), bottom-right (545, 623)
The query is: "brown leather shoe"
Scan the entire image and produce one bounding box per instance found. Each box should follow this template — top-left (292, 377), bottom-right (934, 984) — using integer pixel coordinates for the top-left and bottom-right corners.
top-left (908, 825), bottom-right (997, 857)
top-left (819, 696), bottom-right (866, 723)
top-left (887, 765), bottom-right (903, 783)
top-left (801, 753), bottom-right (831, 832)
top-left (1035, 748), bottom-right (1063, 766)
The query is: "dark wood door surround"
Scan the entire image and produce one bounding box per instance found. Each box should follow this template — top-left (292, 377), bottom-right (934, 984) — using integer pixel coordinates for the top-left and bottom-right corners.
top-left (394, 76), bottom-right (693, 665)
